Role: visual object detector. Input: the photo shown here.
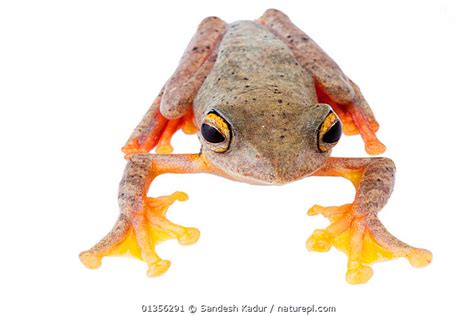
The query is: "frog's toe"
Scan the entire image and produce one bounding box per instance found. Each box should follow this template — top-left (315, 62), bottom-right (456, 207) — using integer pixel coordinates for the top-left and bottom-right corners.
top-left (147, 259), bottom-right (171, 277)
top-left (407, 248), bottom-right (433, 268)
top-left (178, 227), bottom-right (200, 245)
top-left (307, 204), bottom-right (432, 284)
top-left (146, 192), bottom-right (201, 246)
top-left (79, 214), bottom-right (132, 270)
top-left (346, 263), bottom-right (373, 285)
top-left (79, 251), bottom-right (102, 269)
top-left (306, 229), bottom-right (331, 252)
top-left (155, 144), bottom-right (174, 154)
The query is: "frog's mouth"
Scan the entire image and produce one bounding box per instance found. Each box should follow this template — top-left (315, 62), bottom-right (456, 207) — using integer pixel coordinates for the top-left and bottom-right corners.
top-left (201, 149), bottom-right (329, 186)
top-left (200, 150), bottom-right (279, 186)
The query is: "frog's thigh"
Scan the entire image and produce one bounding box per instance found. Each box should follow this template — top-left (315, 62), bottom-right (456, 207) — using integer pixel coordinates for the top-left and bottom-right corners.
top-left (258, 9), bottom-right (354, 104)
top-left (160, 17), bottom-right (227, 119)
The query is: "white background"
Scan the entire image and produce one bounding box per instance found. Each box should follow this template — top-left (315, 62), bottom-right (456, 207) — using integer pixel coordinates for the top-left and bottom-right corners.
top-left (1, 0), bottom-right (473, 314)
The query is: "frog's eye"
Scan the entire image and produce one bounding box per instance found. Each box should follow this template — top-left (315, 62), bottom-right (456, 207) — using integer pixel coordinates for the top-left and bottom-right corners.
top-left (200, 111), bottom-right (231, 153)
top-left (318, 112), bottom-right (342, 152)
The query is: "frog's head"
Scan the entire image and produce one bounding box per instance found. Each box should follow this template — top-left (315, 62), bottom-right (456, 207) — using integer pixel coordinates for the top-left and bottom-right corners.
top-left (197, 95), bottom-right (342, 185)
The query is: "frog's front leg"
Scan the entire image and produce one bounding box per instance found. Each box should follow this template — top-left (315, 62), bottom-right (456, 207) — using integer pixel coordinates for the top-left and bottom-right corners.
top-left (79, 154), bottom-right (211, 276)
top-left (308, 158), bottom-right (432, 284)
top-left (258, 9), bottom-right (384, 155)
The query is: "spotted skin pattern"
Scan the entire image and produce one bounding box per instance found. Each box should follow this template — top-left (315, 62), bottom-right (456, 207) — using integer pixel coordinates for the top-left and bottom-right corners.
top-left (80, 9), bottom-right (431, 284)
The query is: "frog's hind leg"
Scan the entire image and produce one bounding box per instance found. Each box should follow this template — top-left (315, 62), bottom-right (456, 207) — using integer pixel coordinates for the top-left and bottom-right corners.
top-left (308, 157), bottom-right (432, 284)
top-left (258, 9), bottom-right (385, 155)
top-left (122, 16), bottom-right (227, 156)
top-left (80, 154), bottom-right (209, 276)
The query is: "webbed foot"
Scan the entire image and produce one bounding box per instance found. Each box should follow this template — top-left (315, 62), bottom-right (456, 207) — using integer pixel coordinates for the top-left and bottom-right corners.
top-left (80, 191), bottom-right (199, 277)
top-left (306, 204), bottom-right (432, 284)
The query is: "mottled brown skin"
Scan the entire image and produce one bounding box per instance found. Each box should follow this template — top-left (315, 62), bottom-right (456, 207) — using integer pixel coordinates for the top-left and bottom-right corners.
top-left (194, 21), bottom-right (332, 184)
top-left (80, 9), bottom-right (431, 283)
top-left (258, 10), bottom-right (355, 105)
top-left (123, 90), bottom-right (167, 154)
top-left (258, 9), bottom-right (382, 152)
top-left (161, 17), bottom-right (227, 119)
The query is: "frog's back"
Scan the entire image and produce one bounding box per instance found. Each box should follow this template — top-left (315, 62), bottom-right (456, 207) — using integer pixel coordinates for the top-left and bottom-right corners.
top-left (194, 20), bottom-right (317, 119)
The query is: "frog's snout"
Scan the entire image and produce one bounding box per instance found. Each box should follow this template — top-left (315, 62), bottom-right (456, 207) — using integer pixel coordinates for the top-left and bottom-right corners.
top-left (257, 152), bottom-right (328, 185)
top-left (265, 162), bottom-right (303, 185)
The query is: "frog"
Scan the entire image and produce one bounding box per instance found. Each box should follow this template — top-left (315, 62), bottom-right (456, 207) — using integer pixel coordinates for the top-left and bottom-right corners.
top-left (79, 9), bottom-right (432, 284)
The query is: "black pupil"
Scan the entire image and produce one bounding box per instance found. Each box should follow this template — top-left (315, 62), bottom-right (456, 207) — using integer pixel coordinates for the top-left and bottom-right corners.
top-left (201, 123), bottom-right (225, 143)
top-left (322, 121), bottom-right (342, 143)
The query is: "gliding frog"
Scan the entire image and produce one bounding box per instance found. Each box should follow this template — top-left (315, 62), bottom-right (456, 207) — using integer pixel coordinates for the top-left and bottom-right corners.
top-left (80, 9), bottom-right (432, 284)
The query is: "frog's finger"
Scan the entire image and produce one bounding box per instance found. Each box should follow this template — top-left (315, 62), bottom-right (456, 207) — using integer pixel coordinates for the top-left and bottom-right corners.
top-left (348, 103), bottom-right (386, 155)
top-left (155, 118), bottom-right (180, 154)
top-left (146, 193), bottom-right (201, 246)
top-left (122, 91), bottom-right (169, 156)
top-left (307, 203), bottom-right (351, 220)
top-left (123, 98), bottom-right (197, 156)
top-left (349, 79), bottom-right (379, 132)
top-left (306, 210), bottom-right (352, 252)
